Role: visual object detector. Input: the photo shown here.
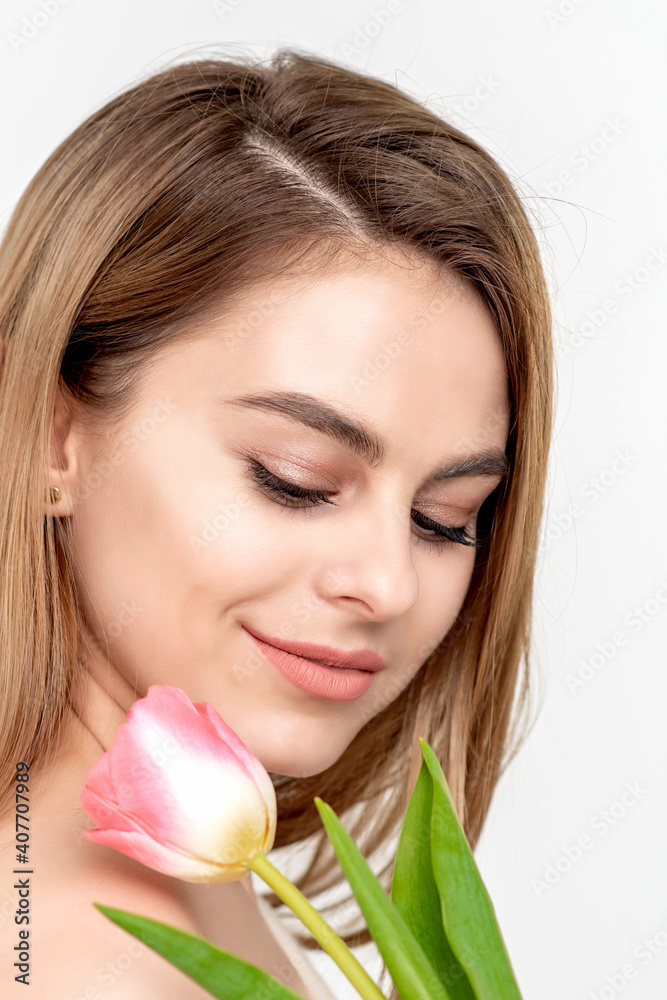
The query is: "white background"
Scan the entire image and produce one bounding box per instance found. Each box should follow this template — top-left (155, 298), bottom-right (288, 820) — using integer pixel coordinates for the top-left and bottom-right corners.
top-left (2, 2), bottom-right (666, 998)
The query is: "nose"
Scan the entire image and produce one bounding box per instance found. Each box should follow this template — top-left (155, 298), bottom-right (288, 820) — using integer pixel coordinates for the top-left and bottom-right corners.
top-left (313, 493), bottom-right (420, 622)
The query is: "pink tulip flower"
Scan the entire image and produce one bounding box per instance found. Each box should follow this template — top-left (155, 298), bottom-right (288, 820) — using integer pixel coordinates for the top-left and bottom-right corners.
top-left (81, 685), bottom-right (277, 882)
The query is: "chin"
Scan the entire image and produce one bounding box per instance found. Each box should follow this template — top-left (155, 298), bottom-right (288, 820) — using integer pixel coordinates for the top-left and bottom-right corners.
top-left (234, 708), bottom-right (359, 781)
top-left (260, 754), bottom-right (333, 781)
top-left (252, 741), bottom-right (347, 782)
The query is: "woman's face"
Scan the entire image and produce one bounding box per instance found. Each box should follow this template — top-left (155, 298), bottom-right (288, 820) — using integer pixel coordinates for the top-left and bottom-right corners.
top-left (55, 250), bottom-right (510, 777)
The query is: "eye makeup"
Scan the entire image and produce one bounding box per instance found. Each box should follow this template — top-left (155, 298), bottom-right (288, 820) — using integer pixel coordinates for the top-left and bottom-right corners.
top-left (243, 456), bottom-right (478, 550)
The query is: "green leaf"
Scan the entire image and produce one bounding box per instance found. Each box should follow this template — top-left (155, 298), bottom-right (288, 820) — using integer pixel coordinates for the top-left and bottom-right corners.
top-left (314, 798), bottom-right (453, 1000)
top-left (94, 904), bottom-right (307, 1000)
top-left (392, 754), bottom-right (477, 1000)
top-left (418, 739), bottom-right (524, 1000)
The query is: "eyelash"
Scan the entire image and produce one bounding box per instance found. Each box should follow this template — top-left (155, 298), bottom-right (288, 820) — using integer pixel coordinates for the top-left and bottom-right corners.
top-left (244, 458), bottom-right (478, 550)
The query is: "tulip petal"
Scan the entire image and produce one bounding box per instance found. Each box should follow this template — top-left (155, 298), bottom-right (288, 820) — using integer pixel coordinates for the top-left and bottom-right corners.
top-left (194, 700), bottom-right (256, 764)
top-left (82, 784), bottom-right (248, 882)
top-left (82, 686), bottom-right (275, 871)
top-left (82, 746), bottom-right (116, 802)
top-left (81, 783), bottom-right (145, 835)
top-left (195, 701), bottom-right (277, 851)
top-left (125, 686), bottom-right (253, 774)
top-left (84, 828), bottom-right (247, 883)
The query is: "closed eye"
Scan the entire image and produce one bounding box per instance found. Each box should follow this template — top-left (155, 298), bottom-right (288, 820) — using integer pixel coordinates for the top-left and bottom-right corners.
top-left (244, 458), bottom-right (478, 550)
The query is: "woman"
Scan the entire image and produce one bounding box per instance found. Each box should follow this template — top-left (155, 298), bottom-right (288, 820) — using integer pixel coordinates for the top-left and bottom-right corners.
top-left (0, 49), bottom-right (553, 998)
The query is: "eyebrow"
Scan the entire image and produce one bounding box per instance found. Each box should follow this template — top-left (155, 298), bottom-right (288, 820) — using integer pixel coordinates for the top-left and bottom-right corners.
top-left (223, 391), bottom-right (509, 483)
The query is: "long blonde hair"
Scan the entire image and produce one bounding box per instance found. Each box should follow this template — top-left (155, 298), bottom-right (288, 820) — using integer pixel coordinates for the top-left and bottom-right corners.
top-left (0, 48), bottom-right (553, 982)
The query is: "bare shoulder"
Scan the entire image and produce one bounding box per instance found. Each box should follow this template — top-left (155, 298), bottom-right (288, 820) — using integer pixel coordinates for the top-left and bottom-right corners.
top-left (0, 845), bottom-right (209, 1000)
top-left (0, 731), bottom-right (212, 999)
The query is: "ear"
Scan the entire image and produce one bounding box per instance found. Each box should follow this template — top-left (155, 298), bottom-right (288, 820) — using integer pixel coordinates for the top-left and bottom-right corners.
top-left (46, 382), bottom-right (85, 517)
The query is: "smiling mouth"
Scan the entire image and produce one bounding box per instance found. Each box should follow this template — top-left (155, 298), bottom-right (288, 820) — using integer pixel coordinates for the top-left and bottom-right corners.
top-left (240, 623), bottom-right (386, 672)
top-left (240, 625), bottom-right (381, 701)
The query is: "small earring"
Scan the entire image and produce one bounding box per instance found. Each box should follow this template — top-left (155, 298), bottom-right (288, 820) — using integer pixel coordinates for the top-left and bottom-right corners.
top-left (47, 486), bottom-right (61, 503)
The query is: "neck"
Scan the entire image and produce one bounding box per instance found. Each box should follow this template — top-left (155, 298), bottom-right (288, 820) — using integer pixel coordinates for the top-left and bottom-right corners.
top-left (64, 635), bottom-right (259, 905)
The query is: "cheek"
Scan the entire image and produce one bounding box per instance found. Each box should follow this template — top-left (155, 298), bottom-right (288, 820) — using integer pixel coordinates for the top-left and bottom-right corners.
top-left (182, 488), bottom-right (305, 596)
top-left (347, 547), bottom-right (478, 732)
top-left (68, 435), bottom-right (304, 653)
top-left (68, 462), bottom-right (191, 649)
top-left (413, 545), bottom-right (478, 657)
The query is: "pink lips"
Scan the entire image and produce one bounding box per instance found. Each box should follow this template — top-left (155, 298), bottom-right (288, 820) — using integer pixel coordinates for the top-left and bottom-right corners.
top-left (241, 624), bottom-right (385, 701)
top-left (241, 624), bottom-right (385, 672)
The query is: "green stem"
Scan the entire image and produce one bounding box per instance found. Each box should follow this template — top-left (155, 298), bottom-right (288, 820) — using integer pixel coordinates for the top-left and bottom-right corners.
top-left (246, 850), bottom-right (387, 1000)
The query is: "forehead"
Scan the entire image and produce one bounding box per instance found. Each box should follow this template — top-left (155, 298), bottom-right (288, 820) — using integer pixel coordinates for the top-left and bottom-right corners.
top-left (138, 253), bottom-right (510, 462)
